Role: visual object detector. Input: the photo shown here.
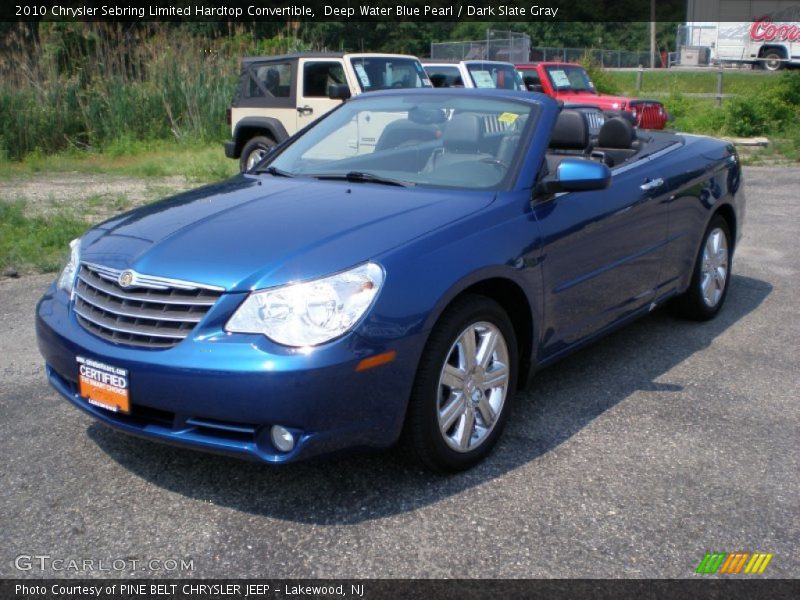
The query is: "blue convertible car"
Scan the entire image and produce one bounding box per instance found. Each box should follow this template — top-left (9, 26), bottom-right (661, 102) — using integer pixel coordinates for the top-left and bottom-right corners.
top-left (36, 90), bottom-right (745, 471)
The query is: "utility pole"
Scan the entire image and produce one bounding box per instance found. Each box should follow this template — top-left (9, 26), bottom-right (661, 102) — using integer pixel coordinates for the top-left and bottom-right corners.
top-left (650, 0), bottom-right (657, 68)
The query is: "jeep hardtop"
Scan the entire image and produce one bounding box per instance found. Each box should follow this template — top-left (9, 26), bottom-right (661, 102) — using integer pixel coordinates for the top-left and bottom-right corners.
top-left (225, 52), bottom-right (432, 171)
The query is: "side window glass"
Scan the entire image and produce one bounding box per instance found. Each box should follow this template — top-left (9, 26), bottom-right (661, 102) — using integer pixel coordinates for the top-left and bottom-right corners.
top-left (303, 62), bottom-right (346, 97)
top-left (427, 66), bottom-right (462, 88)
top-left (521, 71), bottom-right (543, 92)
top-left (247, 62), bottom-right (293, 98)
top-left (523, 72), bottom-right (540, 85)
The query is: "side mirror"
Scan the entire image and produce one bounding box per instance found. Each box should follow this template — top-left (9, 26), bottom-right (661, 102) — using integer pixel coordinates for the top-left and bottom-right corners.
top-left (539, 159), bottom-right (611, 194)
top-left (328, 84), bottom-right (351, 101)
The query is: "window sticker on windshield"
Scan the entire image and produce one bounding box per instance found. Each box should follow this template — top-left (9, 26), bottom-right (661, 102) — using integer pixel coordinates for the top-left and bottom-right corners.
top-left (550, 70), bottom-right (571, 88)
top-left (471, 70), bottom-right (496, 88)
top-left (354, 63), bottom-right (371, 88)
top-left (498, 112), bottom-right (519, 125)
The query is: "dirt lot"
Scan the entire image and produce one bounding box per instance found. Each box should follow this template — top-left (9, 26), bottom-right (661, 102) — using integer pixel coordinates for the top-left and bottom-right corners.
top-left (0, 173), bottom-right (193, 222)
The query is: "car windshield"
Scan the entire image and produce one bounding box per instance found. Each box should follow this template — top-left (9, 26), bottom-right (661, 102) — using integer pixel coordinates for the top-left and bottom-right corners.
top-left (466, 63), bottom-right (525, 90)
top-left (347, 57), bottom-right (431, 91)
top-left (544, 65), bottom-right (596, 93)
top-left (265, 94), bottom-right (539, 191)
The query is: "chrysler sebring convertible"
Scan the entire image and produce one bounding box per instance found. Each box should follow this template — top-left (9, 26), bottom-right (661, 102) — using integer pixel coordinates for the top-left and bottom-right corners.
top-left (36, 89), bottom-right (744, 472)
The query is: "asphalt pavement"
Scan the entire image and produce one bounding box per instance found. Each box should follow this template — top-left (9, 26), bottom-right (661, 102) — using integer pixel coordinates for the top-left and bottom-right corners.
top-left (0, 166), bottom-right (797, 579)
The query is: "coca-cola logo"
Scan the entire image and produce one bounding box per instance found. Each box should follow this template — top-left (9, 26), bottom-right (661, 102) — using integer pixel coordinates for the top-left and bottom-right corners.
top-left (750, 18), bottom-right (800, 42)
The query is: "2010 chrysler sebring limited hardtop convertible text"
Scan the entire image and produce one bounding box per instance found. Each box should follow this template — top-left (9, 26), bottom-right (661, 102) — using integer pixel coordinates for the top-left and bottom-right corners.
top-left (36, 89), bottom-right (745, 472)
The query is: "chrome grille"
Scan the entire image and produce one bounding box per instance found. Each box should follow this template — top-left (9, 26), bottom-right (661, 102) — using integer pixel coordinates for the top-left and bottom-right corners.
top-left (563, 107), bottom-right (605, 136)
top-left (482, 114), bottom-right (517, 134)
top-left (483, 115), bottom-right (504, 134)
top-left (73, 263), bottom-right (224, 349)
top-left (581, 110), bottom-right (605, 136)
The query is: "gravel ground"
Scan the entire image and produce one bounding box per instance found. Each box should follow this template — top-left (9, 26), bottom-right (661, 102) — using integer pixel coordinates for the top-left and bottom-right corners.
top-left (0, 174), bottom-right (193, 221)
top-left (0, 166), bottom-right (797, 579)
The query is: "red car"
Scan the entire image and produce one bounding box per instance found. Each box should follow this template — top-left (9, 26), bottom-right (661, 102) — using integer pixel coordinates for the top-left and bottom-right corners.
top-left (516, 62), bottom-right (669, 129)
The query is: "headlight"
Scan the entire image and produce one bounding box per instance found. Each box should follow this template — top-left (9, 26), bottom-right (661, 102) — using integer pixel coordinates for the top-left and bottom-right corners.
top-left (57, 238), bottom-right (81, 293)
top-left (226, 262), bottom-right (384, 347)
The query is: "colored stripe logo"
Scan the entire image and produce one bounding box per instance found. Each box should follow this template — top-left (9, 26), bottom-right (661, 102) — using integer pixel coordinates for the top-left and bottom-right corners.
top-left (696, 552), bottom-right (773, 574)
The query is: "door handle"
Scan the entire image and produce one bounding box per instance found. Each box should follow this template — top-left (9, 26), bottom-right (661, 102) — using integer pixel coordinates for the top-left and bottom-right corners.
top-left (640, 177), bottom-right (664, 191)
top-left (297, 105), bottom-right (313, 115)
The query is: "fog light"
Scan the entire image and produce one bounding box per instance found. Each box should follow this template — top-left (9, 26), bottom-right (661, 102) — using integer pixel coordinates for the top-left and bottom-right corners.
top-left (270, 425), bottom-right (295, 453)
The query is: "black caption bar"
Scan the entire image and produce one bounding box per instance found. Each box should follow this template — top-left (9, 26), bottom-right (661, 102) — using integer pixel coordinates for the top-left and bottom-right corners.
top-left (4, 0), bottom-right (686, 23)
top-left (3, 579), bottom-right (799, 600)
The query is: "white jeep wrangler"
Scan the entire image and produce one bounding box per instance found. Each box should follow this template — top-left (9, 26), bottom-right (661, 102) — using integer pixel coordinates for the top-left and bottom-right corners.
top-left (225, 52), bottom-right (432, 171)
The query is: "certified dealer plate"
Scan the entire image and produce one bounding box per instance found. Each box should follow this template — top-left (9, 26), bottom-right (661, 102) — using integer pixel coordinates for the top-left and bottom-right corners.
top-left (76, 356), bottom-right (130, 414)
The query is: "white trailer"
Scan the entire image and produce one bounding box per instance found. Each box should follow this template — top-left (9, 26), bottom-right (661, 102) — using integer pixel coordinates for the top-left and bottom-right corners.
top-left (684, 1), bottom-right (800, 70)
top-left (717, 20), bottom-right (800, 70)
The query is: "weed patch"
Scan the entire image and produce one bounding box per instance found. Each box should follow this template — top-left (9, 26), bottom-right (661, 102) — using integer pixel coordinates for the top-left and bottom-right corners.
top-left (0, 201), bottom-right (88, 274)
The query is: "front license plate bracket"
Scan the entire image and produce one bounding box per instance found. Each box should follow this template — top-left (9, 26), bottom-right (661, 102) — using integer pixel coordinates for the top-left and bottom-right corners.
top-left (76, 356), bottom-right (130, 414)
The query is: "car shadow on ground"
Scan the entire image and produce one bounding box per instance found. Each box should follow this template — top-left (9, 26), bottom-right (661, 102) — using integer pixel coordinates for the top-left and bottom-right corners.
top-left (88, 274), bottom-right (772, 525)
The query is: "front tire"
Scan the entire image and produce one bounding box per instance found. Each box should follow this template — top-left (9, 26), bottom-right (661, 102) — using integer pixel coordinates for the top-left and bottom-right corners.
top-left (672, 215), bottom-right (732, 321)
top-left (239, 136), bottom-right (275, 172)
top-left (405, 294), bottom-right (518, 472)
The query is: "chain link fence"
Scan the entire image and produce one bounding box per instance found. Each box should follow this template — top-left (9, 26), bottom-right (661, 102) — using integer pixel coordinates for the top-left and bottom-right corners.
top-left (530, 47), bottom-right (662, 68)
top-left (431, 29), bottom-right (664, 68)
top-left (430, 30), bottom-right (530, 62)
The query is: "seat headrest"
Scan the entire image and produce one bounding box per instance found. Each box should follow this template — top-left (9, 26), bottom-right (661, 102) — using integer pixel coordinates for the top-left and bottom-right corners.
top-left (604, 110), bottom-right (637, 126)
top-left (598, 116), bottom-right (636, 149)
top-left (443, 113), bottom-right (484, 153)
top-left (549, 109), bottom-right (589, 151)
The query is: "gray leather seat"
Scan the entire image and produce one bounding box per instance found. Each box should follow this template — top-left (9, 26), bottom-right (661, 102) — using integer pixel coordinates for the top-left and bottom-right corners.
top-left (545, 109), bottom-right (590, 173)
top-left (425, 113), bottom-right (492, 172)
top-left (375, 119), bottom-right (438, 151)
top-left (594, 117), bottom-right (638, 166)
top-left (549, 109), bottom-right (590, 153)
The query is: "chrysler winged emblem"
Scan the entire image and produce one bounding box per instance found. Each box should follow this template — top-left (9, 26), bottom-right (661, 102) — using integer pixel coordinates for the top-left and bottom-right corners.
top-left (118, 270), bottom-right (135, 288)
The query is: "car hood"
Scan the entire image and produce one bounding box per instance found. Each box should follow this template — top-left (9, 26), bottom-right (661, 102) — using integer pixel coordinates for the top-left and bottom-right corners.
top-left (81, 175), bottom-right (494, 292)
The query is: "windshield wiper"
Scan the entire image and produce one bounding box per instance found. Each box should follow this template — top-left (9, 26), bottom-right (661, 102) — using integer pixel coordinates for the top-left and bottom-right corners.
top-left (255, 165), bottom-right (295, 177)
top-left (313, 171), bottom-right (414, 187)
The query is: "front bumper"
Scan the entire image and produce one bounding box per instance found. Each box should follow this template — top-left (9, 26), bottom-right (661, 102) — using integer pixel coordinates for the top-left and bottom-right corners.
top-left (36, 283), bottom-right (423, 463)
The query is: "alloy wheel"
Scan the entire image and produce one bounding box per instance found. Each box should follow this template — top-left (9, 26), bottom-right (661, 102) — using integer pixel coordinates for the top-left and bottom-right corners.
top-left (700, 227), bottom-right (729, 308)
top-left (437, 321), bottom-right (510, 453)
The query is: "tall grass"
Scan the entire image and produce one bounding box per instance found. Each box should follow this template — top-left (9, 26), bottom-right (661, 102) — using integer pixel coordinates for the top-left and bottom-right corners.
top-left (0, 24), bottom-right (306, 161)
top-left (607, 69), bottom-right (787, 96)
top-left (0, 201), bottom-right (88, 273)
top-left (661, 71), bottom-right (800, 140)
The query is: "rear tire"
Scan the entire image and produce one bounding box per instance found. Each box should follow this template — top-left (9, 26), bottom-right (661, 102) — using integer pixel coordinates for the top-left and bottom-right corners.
top-left (671, 215), bottom-right (732, 321)
top-left (405, 294), bottom-right (518, 472)
top-left (760, 50), bottom-right (784, 72)
top-left (239, 136), bottom-right (275, 172)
